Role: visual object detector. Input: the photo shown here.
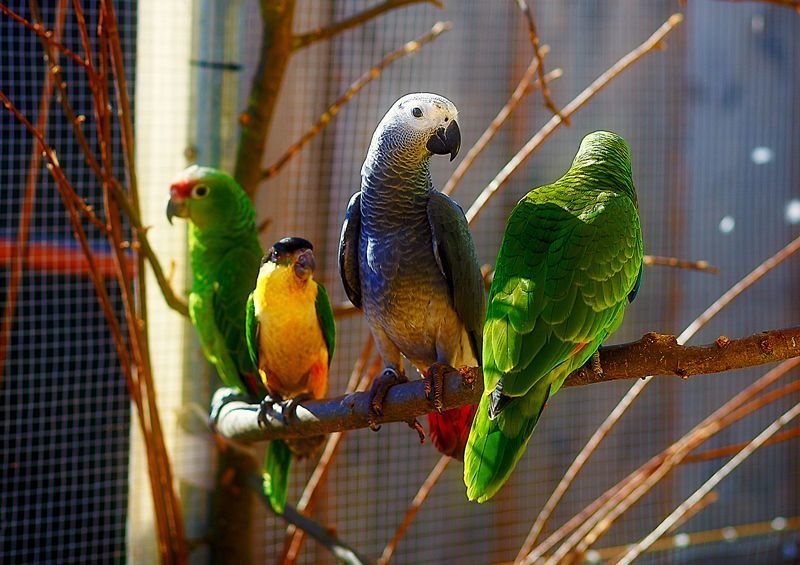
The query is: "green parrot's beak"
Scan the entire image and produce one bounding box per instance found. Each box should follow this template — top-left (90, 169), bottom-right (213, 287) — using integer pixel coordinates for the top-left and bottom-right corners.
top-left (166, 198), bottom-right (189, 225)
top-left (426, 119), bottom-right (461, 161)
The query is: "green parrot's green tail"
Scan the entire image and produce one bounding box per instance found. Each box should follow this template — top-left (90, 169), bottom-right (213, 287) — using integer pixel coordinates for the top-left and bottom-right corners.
top-left (464, 384), bottom-right (550, 503)
top-left (264, 440), bottom-right (292, 514)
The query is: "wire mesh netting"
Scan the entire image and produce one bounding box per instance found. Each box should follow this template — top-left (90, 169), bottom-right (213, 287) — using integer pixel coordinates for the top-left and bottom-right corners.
top-left (1, 1), bottom-right (799, 564)
top-left (0, 2), bottom-right (137, 562)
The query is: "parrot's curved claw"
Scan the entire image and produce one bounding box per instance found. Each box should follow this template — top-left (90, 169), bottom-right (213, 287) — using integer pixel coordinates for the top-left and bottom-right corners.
top-left (424, 362), bottom-right (458, 413)
top-left (591, 349), bottom-right (604, 378)
top-left (407, 418), bottom-right (426, 444)
top-left (282, 393), bottom-right (312, 425)
top-left (367, 367), bottom-right (407, 431)
top-left (257, 394), bottom-right (282, 429)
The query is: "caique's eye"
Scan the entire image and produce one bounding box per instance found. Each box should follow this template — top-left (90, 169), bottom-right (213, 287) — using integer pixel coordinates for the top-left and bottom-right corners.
top-left (192, 185), bottom-right (209, 198)
top-left (411, 107), bottom-right (423, 118)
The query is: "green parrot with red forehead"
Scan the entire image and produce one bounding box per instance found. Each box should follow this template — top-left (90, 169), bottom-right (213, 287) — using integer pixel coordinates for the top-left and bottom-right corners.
top-left (166, 166), bottom-right (335, 514)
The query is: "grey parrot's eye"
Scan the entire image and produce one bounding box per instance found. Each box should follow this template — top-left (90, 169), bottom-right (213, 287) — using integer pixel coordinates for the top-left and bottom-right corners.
top-left (411, 107), bottom-right (423, 118)
top-left (192, 185), bottom-right (209, 198)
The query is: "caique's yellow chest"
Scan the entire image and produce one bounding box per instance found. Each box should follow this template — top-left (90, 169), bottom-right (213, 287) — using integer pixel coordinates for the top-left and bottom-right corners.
top-left (254, 265), bottom-right (328, 399)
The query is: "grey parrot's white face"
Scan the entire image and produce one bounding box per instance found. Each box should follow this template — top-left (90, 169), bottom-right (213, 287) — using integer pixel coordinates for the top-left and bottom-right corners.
top-left (367, 93), bottom-right (461, 164)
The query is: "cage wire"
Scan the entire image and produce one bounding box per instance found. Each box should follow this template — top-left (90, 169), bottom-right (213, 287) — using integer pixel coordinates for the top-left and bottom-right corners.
top-left (0, 1), bottom-right (137, 562)
top-left (1, 0), bottom-right (799, 564)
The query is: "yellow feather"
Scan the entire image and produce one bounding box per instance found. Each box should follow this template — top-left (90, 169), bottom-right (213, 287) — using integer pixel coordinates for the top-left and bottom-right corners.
top-left (253, 263), bottom-right (327, 398)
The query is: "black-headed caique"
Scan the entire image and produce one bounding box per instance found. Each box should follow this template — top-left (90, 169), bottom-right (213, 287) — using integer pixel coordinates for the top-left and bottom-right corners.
top-left (339, 93), bottom-right (485, 459)
top-left (464, 131), bottom-right (644, 502)
top-left (246, 237), bottom-right (335, 513)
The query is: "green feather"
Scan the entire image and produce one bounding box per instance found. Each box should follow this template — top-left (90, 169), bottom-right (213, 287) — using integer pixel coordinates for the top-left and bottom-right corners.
top-left (264, 440), bottom-right (293, 514)
top-left (464, 131), bottom-right (643, 503)
top-left (245, 293), bottom-right (259, 370)
top-left (314, 283), bottom-right (336, 366)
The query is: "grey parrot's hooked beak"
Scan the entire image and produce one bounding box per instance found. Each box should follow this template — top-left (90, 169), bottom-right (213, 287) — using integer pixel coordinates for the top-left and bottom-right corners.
top-left (426, 120), bottom-right (461, 161)
top-left (293, 249), bottom-right (316, 281)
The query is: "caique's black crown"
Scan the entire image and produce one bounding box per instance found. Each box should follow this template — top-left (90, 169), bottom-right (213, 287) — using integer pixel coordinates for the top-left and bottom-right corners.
top-left (265, 237), bottom-right (314, 264)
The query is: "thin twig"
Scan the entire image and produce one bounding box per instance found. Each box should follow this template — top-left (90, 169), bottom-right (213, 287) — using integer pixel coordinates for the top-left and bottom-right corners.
top-left (616, 401), bottom-right (800, 564)
top-left (593, 515), bottom-right (800, 560)
top-left (682, 235), bottom-right (800, 339)
top-left (378, 455), bottom-right (452, 564)
top-left (0, 0), bottom-right (67, 391)
top-left (291, 0), bottom-right (443, 51)
top-left (279, 340), bottom-right (377, 563)
top-left (643, 254), bottom-right (719, 273)
top-left (257, 217), bottom-right (272, 234)
top-left (213, 327), bottom-right (800, 443)
top-left (534, 358), bottom-right (800, 564)
top-left (262, 21), bottom-right (452, 180)
top-left (443, 56), bottom-right (563, 195)
top-left (0, 2), bottom-right (94, 74)
top-left (684, 425), bottom-right (800, 463)
top-left (515, 232), bottom-right (800, 560)
top-left (513, 0), bottom-right (569, 125)
top-left (466, 13), bottom-right (684, 224)
top-left (713, 0), bottom-right (800, 10)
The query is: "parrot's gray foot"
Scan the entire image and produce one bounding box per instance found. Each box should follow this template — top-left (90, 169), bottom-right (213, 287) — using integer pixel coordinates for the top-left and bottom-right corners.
top-left (424, 362), bottom-right (458, 413)
top-left (257, 394), bottom-right (282, 429)
top-left (368, 368), bottom-right (408, 431)
top-left (282, 393), bottom-right (312, 425)
top-left (591, 350), bottom-right (604, 378)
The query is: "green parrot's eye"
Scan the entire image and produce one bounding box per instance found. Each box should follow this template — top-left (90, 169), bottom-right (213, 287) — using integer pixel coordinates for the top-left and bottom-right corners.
top-left (192, 185), bottom-right (209, 198)
top-left (411, 107), bottom-right (423, 118)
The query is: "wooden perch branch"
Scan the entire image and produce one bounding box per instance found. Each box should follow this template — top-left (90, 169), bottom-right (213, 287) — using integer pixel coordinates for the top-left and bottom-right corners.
top-left (214, 327), bottom-right (800, 444)
top-left (262, 21), bottom-right (452, 180)
top-left (291, 0), bottom-right (443, 51)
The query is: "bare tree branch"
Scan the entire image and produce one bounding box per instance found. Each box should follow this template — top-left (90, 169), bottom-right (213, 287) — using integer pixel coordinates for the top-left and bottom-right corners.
top-left (617, 400), bottom-right (800, 564)
top-left (262, 21), bottom-right (452, 181)
top-left (291, 0), bottom-right (443, 51)
top-left (214, 327), bottom-right (800, 444)
top-left (443, 54), bottom-right (563, 196)
top-left (234, 0), bottom-right (296, 197)
top-left (466, 13), bottom-right (684, 224)
top-left (643, 254), bottom-right (718, 273)
top-left (512, 0), bottom-right (569, 125)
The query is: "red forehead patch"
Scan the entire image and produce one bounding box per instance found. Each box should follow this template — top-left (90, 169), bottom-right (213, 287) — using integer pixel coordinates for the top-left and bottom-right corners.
top-left (170, 179), bottom-right (193, 199)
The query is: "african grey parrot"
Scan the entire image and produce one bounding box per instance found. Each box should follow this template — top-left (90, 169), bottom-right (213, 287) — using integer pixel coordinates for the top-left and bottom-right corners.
top-left (338, 93), bottom-right (485, 459)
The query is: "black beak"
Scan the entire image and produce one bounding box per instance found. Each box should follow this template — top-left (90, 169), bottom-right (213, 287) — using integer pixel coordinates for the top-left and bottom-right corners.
top-left (166, 199), bottom-right (178, 225)
top-left (166, 198), bottom-right (188, 225)
top-left (293, 249), bottom-right (316, 281)
top-left (426, 119), bottom-right (461, 161)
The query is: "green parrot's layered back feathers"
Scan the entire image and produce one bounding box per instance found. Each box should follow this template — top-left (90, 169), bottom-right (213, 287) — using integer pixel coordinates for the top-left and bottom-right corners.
top-left (464, 132), bottom-right (643, 503)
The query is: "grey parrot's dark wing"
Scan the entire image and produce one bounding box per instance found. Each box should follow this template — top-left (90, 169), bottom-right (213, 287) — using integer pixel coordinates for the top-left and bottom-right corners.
top-left (338, 191), bottom-right (362, 309)
top-left (427, 191), bottom-right (486, 364)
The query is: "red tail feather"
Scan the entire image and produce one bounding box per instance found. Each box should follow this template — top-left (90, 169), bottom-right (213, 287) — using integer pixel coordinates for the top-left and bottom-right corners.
top-left (427, 404), bottom-right (478, 460)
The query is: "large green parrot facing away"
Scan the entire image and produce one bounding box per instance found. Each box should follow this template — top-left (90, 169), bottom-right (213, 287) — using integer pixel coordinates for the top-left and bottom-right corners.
top-left (464, 131), bottom-right (643, 503)
top-left (166, 165), bottom-right (265, 399)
